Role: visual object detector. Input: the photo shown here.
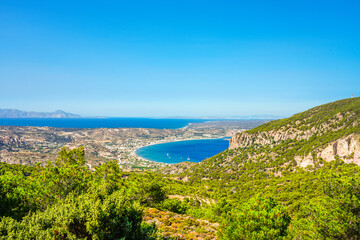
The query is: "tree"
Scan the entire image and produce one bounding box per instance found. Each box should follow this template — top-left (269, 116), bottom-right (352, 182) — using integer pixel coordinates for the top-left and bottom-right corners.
top-left (292, 173), bottom-right (360, 239)
top-left (218, 195), bottom-right (291, 240)
top-left (38, 146), bottom-right (91, 207)
top-left (142, 182), bottom-right (167, 206)
top-left (0, 191), bottom-right (159, 240)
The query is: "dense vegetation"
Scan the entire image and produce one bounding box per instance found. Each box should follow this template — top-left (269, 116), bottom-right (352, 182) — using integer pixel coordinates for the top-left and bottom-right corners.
top-left (1, 98), bottom-right (360, 239)
top-left (185, 97), bottom-right (360, 181)
top-left (248, 97), bottom-right (360, 134)
top-left (0, 147), bottom-right (161, 239)
top-left (1, 150), bottom-right (359, 239)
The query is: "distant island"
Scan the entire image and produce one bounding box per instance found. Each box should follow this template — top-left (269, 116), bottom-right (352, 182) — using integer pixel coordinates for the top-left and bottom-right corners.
top-left (0, 109), bottom-right (81, 118)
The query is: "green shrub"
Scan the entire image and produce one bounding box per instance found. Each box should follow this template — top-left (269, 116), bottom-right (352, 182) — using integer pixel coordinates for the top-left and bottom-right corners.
top-left (0, 191), bottom-right (159, 240)
top-left (218, 195), bottom-right (291, 240)
top-left (161, 198), bottom-right (188, 214)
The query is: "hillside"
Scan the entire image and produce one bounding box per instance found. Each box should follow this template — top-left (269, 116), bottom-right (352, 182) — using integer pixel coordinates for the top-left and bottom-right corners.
top-left (1, 98), bottom-right (360, 239)
top-left (178, 97), bottom-right (360, 179)
top-left (0, 109), bottom-right (81, 118)
top-left (155, 98), bottom-right (360, 239)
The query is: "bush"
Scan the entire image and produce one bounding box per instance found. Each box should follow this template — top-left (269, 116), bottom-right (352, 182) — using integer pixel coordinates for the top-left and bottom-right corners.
top-left (218, 195), bottom-right (291, 240)
top-left (0, 191), bottom-right (159, 240)
top-left (142, 182), bottom-right (167, 206)
top-left (291, 173), bottom-right (360, 239)
top-left (161, 198), bottom-right (188, 214)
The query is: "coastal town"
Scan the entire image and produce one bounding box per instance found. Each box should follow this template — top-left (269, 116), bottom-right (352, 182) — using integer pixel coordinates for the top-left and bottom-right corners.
top-left (0, 120), bottom-right (268, 170)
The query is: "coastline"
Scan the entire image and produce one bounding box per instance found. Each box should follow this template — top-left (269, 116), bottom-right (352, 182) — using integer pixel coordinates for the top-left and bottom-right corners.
top-left (0, 118), bottom-right (203, 129)
top-left (0, 121), bottom-right (245, 170)
top-left (132, 136), bottom-right (230, 164)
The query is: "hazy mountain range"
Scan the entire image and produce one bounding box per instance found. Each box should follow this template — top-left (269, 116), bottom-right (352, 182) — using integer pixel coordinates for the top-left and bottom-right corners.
top-left (166, 115), bottom-right (283, 120)
top-left (0, 108), bottom-right (284, 120)
top-left (0, 109), bottom-right (81, 118)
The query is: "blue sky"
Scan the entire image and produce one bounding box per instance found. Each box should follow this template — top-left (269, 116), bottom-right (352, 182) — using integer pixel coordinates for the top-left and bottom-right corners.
top-left (0, 0), bottom-right (359, 117)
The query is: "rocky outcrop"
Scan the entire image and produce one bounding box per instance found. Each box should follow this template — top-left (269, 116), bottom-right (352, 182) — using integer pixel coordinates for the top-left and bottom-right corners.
top-left (229, 127), bottom-right (360, 168)
top-left (293, 134), bottom-right (360, 168)
top-left (294, 154), bottom-right (315, 168)
top-left (229, 106), bottom-right (353, 151)
top-left (320, 134), bottom-right (360, 165)
top-left (229, 129), bottom-right (314, 149)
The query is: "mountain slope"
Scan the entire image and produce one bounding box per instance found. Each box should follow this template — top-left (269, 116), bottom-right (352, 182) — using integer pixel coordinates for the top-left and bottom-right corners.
top-left (156, 98), bottom-right (360, 239)
top-left (181, 97), bottom-right (360, 179)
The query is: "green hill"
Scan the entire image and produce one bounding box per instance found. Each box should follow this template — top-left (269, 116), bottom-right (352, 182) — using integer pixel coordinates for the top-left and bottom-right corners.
top-left (1, 98), bottom-right (360, 239)
top-left (181, 97), bottom-right (360, 181)
top-left (248, 97), bottom-right (360, 134)
top-left (159, 98), bottom-right (360, 239)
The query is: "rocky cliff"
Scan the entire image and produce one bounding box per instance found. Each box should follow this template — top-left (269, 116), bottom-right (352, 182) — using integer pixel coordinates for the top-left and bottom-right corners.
top-left (227, 97), bottom-right (360, 168)
top-left (319, 134), bottom-right (360, 165)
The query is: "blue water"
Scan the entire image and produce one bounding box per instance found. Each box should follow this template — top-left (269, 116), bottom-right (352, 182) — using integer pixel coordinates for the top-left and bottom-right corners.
top-left (135, 138), bottom-right (230, 164)
top-left (0, 118), bottom-right (208, 129)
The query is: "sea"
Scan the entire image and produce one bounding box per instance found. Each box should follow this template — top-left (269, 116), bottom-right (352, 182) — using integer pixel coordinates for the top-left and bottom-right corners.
top-left (0, 118), bottom-right (231, 164)
top-left (0, 118), bottom-right (208, 129)
top-left (135, 138), bottom-right (230, 164)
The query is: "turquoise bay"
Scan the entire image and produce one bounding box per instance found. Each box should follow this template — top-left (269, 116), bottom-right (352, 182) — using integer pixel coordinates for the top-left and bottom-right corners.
top-left (135, 138), bottom-right (230, 164)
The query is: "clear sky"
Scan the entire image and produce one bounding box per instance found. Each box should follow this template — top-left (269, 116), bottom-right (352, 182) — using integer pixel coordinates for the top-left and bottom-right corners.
top-left (0, 0), bottom-right (359, 118)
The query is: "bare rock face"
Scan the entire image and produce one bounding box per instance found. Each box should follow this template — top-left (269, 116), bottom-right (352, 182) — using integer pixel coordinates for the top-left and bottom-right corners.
top-left (289, 134), bottom-right (360, 168)
top-left (229, 130), bottom-right (360, 168)
top-left (294, 154), bottom-right (314, 168)
top-left (229, 132), bottom-right (275, 149)
top-left (229, 108), bottom-right (353, 151)
top-left (227, 99), bottom-right (360, 169)
top-left (229, 129), bottom-right (312, 150)
top-left (320, 134), bottom-right (360, 165)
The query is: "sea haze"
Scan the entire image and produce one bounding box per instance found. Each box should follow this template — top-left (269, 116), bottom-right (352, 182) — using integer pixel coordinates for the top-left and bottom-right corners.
top-left (0, 118), bottom-right (209, 129)
top-left (135, 138), bottom-right (230, 164)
